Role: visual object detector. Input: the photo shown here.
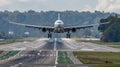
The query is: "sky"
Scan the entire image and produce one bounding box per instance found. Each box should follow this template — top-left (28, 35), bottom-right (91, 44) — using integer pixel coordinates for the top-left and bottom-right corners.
top-left (0, 0), bottom-right (120, 13)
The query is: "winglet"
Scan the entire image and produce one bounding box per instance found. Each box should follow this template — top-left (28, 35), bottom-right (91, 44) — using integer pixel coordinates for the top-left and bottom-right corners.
top-left (58, 13), bottom-right (60, 20)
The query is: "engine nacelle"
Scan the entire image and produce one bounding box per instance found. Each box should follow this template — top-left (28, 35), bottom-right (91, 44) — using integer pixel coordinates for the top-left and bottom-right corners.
top-left (42, 28), bottom-right (47, 32)
top-left (72, 28), bottom-right (76, 32)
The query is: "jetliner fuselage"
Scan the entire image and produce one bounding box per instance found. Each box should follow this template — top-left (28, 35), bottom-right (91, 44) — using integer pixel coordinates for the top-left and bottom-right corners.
top-left (54, 19), bottom-right (64, 33)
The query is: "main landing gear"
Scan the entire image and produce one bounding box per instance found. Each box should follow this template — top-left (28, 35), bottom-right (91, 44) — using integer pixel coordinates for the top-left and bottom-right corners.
top-left (66, 31), bottom-right (71, 38)
top-left (48, 31), bottom-right (52, 38)
top-left (48, 33), bottom-right (52, 38)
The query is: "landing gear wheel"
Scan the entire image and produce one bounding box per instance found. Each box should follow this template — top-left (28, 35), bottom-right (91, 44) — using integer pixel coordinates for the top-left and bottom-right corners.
top-left (66, 34), bottom-right (71, 38)
top-left (49, 34), bottom-right (52, 38)
top-left (48, 33), bottom-right (52, 38)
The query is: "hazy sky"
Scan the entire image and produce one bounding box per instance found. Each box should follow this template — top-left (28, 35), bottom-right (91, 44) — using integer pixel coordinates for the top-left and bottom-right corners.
top-left (0, 0), bottom-right (120, 13)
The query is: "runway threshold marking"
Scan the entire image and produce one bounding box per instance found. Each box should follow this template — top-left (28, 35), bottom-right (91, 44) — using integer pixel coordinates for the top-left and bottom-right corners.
top-left (54, 38), bottom-right (58, 67)
top-left (55, 50), bottom-right (58, 67)
top-left (80, 48), bottom-right (95, 51)
top-left (12, 47), bottom-right (26, 50)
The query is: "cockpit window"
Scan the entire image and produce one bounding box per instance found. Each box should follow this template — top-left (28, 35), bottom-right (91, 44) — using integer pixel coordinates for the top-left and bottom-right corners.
top-left (58, 22), bottom-right (61, 23)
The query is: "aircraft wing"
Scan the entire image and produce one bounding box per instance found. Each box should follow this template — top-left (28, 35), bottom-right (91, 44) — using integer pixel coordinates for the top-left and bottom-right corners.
top-left (64, 24), bottom-right (93, 29)
top-left (9, 21), bottom-right (54, 31)
top-left (64, 25), bottom-right (93, 31)
top-left (64, 22), bottom-right (110, 31)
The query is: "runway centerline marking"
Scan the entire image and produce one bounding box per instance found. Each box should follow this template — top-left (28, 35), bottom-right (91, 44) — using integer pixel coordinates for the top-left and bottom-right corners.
top-left (54, 38), bottom-right (57, 50)
top-left (55, 50), bottom-right (58, 66)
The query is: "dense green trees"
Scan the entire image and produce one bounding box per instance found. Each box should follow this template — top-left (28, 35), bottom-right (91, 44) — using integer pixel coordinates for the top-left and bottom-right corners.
top-left (98, 15), bottom-right (120, 42)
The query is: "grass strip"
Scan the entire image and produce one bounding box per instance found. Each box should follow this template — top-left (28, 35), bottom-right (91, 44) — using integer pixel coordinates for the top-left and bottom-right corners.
top-left (0, 51), bottom-right (19, 60)
top-left (58, 51), bottom-right (73, 64)
top-left (73, 51), bottom-right (120, 64)
top-left (0, 40), bottom-right (15, 45)
top-left (73, 38), bottom-right (120, 48)
top-left (91, 64), bottom-right (120, 67)
top-left (0, 50), bottom-right (3, 54)
top-left (0, 38), bottom-right (36, 45)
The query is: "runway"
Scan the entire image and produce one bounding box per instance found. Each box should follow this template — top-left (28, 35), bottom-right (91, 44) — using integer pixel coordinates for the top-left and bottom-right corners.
top-left (0, 38), bottom-right (120, 52)
top-left (0, 51), bottom-right (56, 67)
top-left (0, 38), bottom-right (120, 67)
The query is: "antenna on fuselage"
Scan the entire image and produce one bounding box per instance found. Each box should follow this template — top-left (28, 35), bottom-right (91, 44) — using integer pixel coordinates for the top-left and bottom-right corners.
top-left (58, 13), bottom-right (60, 20)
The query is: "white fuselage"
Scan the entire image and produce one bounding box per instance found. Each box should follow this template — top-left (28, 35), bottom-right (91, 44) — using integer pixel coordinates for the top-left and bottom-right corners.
top-left (54, 19), bottom-right (64, 33)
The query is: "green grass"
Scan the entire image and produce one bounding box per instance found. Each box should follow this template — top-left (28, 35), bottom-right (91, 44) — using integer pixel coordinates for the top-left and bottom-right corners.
top-left (76, 39), bottom-right (120, 45)
top-left (91, 64), bottom-right (120, 67)
top-left (83, 40), bottom-right (120, 48)
top-left (74, 38), bottom-right (120, 48)
top-left (108, 46), bottom-right (120, 48)
top-left (0, 40), bottom-right (15, 45)
top-left (91, 41), bottom-right (120, 46)
top-left (0, 38), bottom-right (36, 45)
top-left (0, 50), bottom-right (3, 54)
top-left (58, 51), bottom-right (73, 64)
top-left (15, 38), bottom-right (37, 42)
top-left (73, 51), bottom-right (120, 64)
top-left (0, 51), bottom-right (19, 60)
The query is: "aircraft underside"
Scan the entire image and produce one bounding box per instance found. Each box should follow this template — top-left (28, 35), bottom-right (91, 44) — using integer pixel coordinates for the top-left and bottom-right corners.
top-left (47, 33), bottom-right (71, 38)
top-left (47, 30), bottom-right (71, 38)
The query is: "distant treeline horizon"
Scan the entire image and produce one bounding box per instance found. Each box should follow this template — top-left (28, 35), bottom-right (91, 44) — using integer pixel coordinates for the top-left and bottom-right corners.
top-left (0, 10), bottom-right (119, 41)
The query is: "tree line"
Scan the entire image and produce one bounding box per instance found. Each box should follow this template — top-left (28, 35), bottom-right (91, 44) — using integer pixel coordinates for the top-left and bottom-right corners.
top-left (0, 10), bottom-right (119, 41)
top-left (98, 15), bottom-right (120, 42)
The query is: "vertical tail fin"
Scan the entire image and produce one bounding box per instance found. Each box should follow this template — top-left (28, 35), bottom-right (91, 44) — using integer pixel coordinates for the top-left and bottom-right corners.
top-left (58, 13), bottom-right (60, 20)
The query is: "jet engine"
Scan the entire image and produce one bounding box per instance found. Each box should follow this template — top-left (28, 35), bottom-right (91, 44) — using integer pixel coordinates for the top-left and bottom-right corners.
top-left (42, 28), bottom-right (47, 32)
top-left (72, 28), bottom-right (76, 32)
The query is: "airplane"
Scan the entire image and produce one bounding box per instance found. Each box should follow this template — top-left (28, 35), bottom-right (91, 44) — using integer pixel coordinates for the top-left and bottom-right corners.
top-left (8, 13), bottom-right (109, 38)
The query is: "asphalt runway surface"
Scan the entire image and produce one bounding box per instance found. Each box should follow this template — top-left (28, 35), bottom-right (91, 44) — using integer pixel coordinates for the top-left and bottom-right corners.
top-left (0, 38), bottom-right (119, 52)
top-left (0, 51), bottom-right (56, 67)
top-left (0, 38), bottom-right (120, 67)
